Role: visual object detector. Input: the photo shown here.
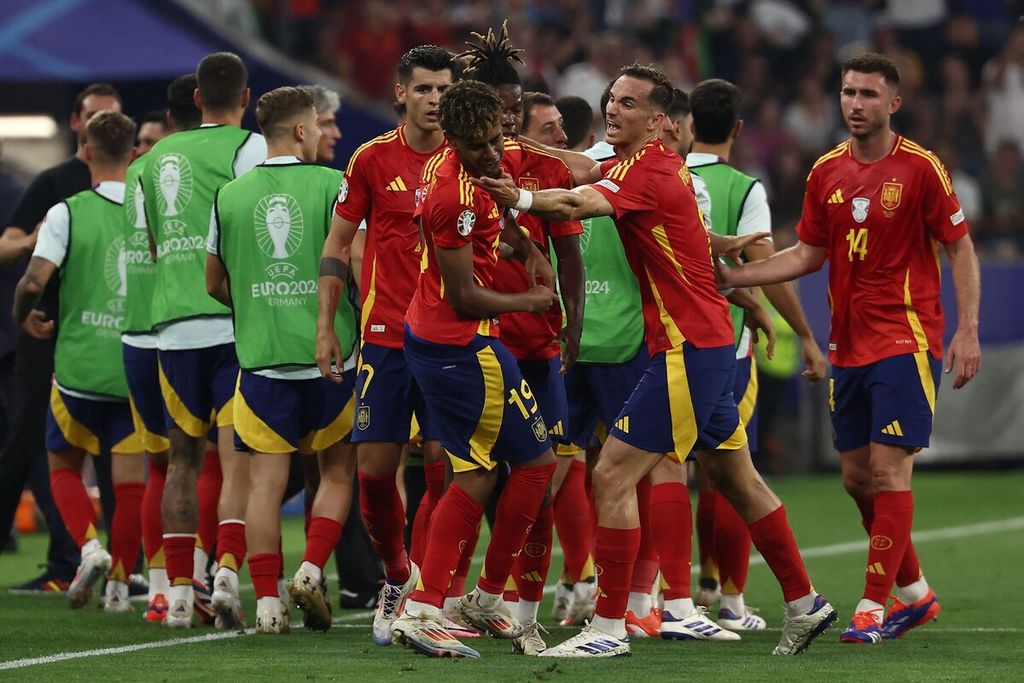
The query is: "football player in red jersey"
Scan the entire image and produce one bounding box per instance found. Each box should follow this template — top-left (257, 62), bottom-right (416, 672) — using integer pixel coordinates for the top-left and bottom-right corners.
top-left (475, 63), bottom-right (836, 658)
top-left (390, 79), bottom-right (558, 659)
top-left (316, 45), bottom-right (454, 646)
top-left (721, 52), bottom-right (981, 644)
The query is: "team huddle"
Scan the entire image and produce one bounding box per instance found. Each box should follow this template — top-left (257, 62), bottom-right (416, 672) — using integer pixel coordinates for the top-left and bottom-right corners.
top-left (17, 21), bottom-right (981, 661)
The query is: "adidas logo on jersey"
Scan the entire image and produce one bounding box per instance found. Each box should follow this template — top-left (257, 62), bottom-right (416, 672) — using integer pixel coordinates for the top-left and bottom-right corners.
top-left (881, 420), bottom-right (904, 437)
top-left (386, 176), bottom-right (408, 192)
top-left (827, 188), bottom-right (845, 204)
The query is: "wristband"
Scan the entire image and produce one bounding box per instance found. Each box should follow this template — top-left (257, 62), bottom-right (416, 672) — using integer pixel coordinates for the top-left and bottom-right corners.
top-left (514, 188), bottom-right (534, 212)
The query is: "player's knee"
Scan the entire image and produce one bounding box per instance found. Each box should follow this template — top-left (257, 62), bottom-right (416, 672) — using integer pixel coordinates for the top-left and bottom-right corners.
top-left (842, 474), bottom-right (871, 500)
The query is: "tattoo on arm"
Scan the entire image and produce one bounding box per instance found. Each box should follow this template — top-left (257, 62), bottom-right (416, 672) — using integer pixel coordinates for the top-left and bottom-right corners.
top-left (319, 256), bottom-right (349, 281)
top-left (13, 257), bottom-right (52, 322)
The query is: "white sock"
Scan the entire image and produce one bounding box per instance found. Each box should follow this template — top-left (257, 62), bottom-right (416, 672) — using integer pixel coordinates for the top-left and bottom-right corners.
top-left (519, 599), bottom-right (540, 623)
top-left (443, 596), bottom-right (459, 614)
top-left (720, 593), bottom-right (746, 616)
top-left (591, 615), bottom-right (627, 640)
top-left (169, 583), bottom-right (193, 605)
top-left (81, 538), bottom-right (101, 559)
top-left (664, 597), bottom-right (695, 618)
top-left (475, 586), bottom-right (502, 608)
top-left (299, 561), bottom-right (322, 582)
top-left (854, 598), bottom-right (885, 621)
top-left (214, 566), bottom-right (239, 593)
top-left (786, 592), bottom-right (818, 617)
top-left (627, 591), bottom-right (652, 616)
top-left (405, 600), bottom-right (441, 620)
top-left (149, 568), bottom-right (170, 597)
top-left (896, 577), bottom-right (929, 604)
top-left (257, 596), bottom-right (281, 613)
top-left (193, 547), bottom-right (209, 582)
top-left (106, 580), bottom-right (128, 599)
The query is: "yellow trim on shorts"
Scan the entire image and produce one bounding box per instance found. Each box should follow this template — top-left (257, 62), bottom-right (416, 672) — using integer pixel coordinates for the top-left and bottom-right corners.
top-left (310, 391), bottom-right (355, 453)
top-left (555, 442), bottom-right (582, 458)
top-left (738, 355), bottom-right (759, 426)
top-left (452, 345), bottom-right (505, 472)
top-left (232, 376), bottom-right (294, 454)
top-left (664, 347), bottom-right (699, 456)
top-left (216, 395), bottom-right (235, 428)
top-left (913, 351), bottom-right (936, 414)
top-left (111, 428), bottom-right (145, 455)
top-left (665, 451), bottom-right (683, 464)
top-left (129, 397), bottom-right (169, 454)
top-left (49, 386), bottom-right (101, 455)
top-left (409, 414), bottom-right (422, 445)
top-left (157, 357), bottom-right (209, 438)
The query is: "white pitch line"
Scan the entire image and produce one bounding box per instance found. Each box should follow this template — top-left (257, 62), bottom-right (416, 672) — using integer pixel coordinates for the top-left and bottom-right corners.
top-left (3, 515), bottom-right (1023, 671)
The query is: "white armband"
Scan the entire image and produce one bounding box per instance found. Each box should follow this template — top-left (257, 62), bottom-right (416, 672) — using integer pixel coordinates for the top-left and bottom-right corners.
top-left (514, 189), bottom-right (534, 212)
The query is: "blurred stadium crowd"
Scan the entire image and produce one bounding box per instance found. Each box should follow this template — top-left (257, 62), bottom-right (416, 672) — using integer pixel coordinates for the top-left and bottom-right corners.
top-left (202, 0), bottom-right (1024, 260)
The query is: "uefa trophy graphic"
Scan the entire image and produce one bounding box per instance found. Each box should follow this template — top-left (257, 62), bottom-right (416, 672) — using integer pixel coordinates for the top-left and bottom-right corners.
top-left (116, 245), bottom-right (128, 297)
top-left (265, 196), bottom-right (293, 259)
top-left (132, 181), bottom-right (147, 228)
top-left (159, 157), bottom-right (181, 216)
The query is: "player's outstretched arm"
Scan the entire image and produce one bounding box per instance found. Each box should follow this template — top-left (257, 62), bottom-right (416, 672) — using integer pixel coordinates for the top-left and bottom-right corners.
top-left (205, 254), bottom-right (231, 307)
top-left (518, 138), bottom-right (602, 185)
top-left (551, 234), bottom-right (585, 374)
top-left (473, 172), bottom-right (614, 221)
top-left (13, 256), bottom-right (56, 339)
top-left (943, 233), bottom-right (981, 389)
top-left (0, 224), bottom-right (39, 266)
top-left (727, 287), bottom-right (776, 359)
top-left (435, 242), bottom-right (556, 319)
top-left (720, 240), bottom-right (826, 289)
top-left (316, 252), bottom-right (351, 383)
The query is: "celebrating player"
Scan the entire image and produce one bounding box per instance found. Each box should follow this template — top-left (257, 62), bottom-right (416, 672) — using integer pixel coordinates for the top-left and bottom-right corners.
top-left (475, 64), bottom-right (837, 658)
top-left (390, 79), bottom-right (558, 660)
top-left (719, 53), bottom-right (981, 644)
top-left (13, 110), bottom-right (145, 613)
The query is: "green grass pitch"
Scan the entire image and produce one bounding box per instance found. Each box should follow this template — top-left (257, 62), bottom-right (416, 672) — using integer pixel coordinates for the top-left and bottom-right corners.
top-left (1, 471), bottom-right (1022, 681)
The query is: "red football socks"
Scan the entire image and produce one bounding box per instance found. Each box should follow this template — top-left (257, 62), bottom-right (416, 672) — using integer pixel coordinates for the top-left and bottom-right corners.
top-left (513, 500), bottom-right (554, 602)
top-left (854, 494), bottom-right (922, 588)
top-left (302, 517), bottom-right (343, 569)
top-left (50, 468), bottom-right (96, 547)
top-left (142, 460), bottom-right (167, 567)
top-left (714, 493), bottom-right (752, 595)
top-left (747, 506), bottom-right (811, 602)
top-left (411, 484), bottom-right (483, 608)
top-left (163, 533), bottom-right (196, 587)
top-left (110, 482), bottom-right (144, 582)
top-left (863, 490), bottom-right (914, 604)
top-left (248, 552), bottom-right (280, 599)
top-left (594, 525), bottom-right (641, 619)
top-left (477, 463), bottom-right (555, 595)
top-left (446, 521), bottom-right (480, 599)
top-left (216, 520), bottom-right (246, 572)
top-left (358, 470), bottom-right (411, 584)
top-left (697, 488), bottom-right (721, 583)
top-left (629, 478), bottom-right (658, 597)
top-left (650, 482), bottom-right (692, 600)
top-left (196, 448), bottom-right (222, 554)
top-left (410, 459), bottom-right (446, 565)
top-left (553, 459), bottom-right (593, 583)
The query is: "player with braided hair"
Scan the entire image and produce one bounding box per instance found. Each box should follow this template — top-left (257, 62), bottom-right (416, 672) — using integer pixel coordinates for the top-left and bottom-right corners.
top-left (390, 79), bottom-right (558, 659)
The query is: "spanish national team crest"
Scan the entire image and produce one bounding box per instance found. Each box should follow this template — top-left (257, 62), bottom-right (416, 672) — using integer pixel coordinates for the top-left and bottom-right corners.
top-left (356, 405), bottom-right (370, 431)
top-left (532, 417), bottom-right (548, 442)
top-left (456, 209), bottom-right (476, 236)
top-left (519, 176), bottom-right (539, 192)
top-left (880, 181), bottom-right (902, 211)
top-left (851, 197), bottom-right (870, 223)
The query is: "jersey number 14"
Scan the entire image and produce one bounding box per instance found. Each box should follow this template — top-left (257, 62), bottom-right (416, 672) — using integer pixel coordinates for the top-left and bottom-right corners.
top-left (846, 228), bottom-right (868, 262)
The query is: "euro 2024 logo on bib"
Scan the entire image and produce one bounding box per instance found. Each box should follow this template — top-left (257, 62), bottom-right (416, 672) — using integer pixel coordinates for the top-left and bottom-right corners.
top-left (125, 180), bottom-right (147, 229)
top-left (254, 194), bottom-right (304, 279)
top-left (103, 235), bottom-right (128, 312)
top-left (154, 153), bottom-right (193, 217)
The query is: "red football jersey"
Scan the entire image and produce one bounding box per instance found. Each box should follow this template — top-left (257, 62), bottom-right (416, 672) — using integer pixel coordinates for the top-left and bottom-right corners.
top-left (336, 126), bottom-right (444, 348)
top-left (493, 142), bottom-right (582, 361)
top-left (588, 139), bottom-right (734, 354)
top-left (797, 135), bottom-right (968, 367)
top-left (406, 150), bottom-right (503, 346)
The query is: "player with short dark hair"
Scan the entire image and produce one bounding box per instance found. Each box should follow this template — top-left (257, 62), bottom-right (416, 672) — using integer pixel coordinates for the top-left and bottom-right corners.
top-left (166, 74), bottom-right (203, 131)
top-left (136, 111), bottom-right (167, 157)
top-left (13, 110), bottom-right (145, 614)
top-left (522, 92), bottom-right (567, 149)
top-left (139, 50), bottom-right (267, 629)
top-left (390, 78), bottom-right (558, 660)
top-left (475, 62), bottom-right (837, 658)
top-left (720, 52), bottom-right (980, 645)
top-left (317, 44), bottom-right (454, 647)
top-left (555, 96), bottom-right (595, 151)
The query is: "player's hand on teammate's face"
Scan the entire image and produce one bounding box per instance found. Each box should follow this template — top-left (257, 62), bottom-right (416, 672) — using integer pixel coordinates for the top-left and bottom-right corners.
top-left (471, 171), bottom-right (519, 208)
top-left (946, 328), bottom-right (981, 389)
top-left (800, 339), bottom-right (828, 383)
top-left (746, 305), bottom-right (776, 360)
top-left (316, 327), bottom-right (345, 384)
top-left (21, 310), bottom-right (54, 340)
top-left (524, 284), bottom-right (557, 315)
